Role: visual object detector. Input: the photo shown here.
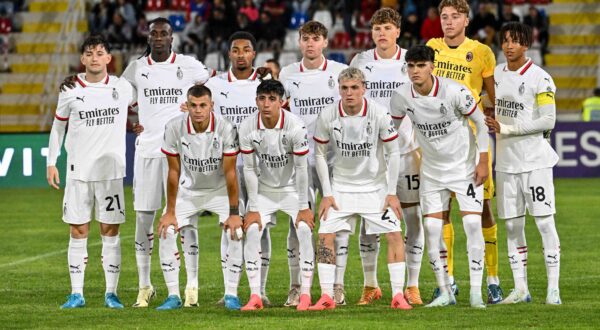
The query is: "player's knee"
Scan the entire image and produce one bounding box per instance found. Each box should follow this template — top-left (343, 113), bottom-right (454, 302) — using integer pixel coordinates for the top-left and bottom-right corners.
top-left (100, 223), bottom-right (119, 236)
top-left (385, 231), bottom-right (403, 245)
top-left (70, 224), bottom-right (89, 238)
top-left (246, 223), bottom-right (261, 238)
top-left (534, 215), bottom-right (554, 234)
top-left (296, 221), bottom-right (311, 235)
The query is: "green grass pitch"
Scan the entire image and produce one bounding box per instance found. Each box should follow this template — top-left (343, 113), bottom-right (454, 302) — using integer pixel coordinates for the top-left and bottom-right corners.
top-left (0, 178), bottom-right (599, 329)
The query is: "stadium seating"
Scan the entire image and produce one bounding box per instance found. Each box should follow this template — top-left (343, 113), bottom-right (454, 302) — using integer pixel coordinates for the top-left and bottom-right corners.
top-left (278, 51), bottom-right (298, 67)
top-left (327, 52), bottom-right (346, 64)
top-left (283, 29), bottom-right (300, 51)
top-left (204, 51), bottom-right (225, 71)
top-left (255, 51), bottom-right (274, 69)
top-left (289, 12), bottom-right (308, 30)
top-left (168, 14), bottom-right (186, 32)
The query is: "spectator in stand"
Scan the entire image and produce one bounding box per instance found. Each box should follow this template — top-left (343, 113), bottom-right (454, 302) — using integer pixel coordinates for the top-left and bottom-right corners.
top-left (135, 14), bottom-right (149, 45)
top-left (420, 6), bottom-right (443, 42)
top-left (255, 11), bottom-right (284, 52)
top-left (182, 14), bottom-right (207, 59)
top-left (312, 0), bottom-right (332, 32)
top-left (240, 0), bottom-right (259, 22)
top-left (342, 0), bottom-right (359, 40)
top-left (237, 12), bottom-right (257, 36)
top-left (524, 5), bottom-right (549, 60)
top-left (399, 11), bottom-right (420, 49)
top-left (497, 3), bottom-right (520, 28)
top-left (263, 58), bottom-right (280, 80)
top-left (260, 0), bottom-right (288, 29)
top-left (292, 0), bottom-right (311, 14)
top-left (469, 2), bottom-right (498, 40)
top-left (115, 0), bottom-right (137, 28)
top-left (360, 0), bottom-right (379, 27)
top-left (194, 0), bottom-right (212, 21)
top-left (105, 12), bottom-right (133, 49)
top-left (206, 8), bottom-right (234, 55)
top-left (89, 0), bottom-right (115, 35)
top-left (0, 7), bottom-right (11, 72)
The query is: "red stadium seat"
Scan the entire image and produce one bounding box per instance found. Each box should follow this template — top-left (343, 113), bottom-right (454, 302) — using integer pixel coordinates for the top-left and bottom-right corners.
top-left (332, 32), bottom-right (350, 49)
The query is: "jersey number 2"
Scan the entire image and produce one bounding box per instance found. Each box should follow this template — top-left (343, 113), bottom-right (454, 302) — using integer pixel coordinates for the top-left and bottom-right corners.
top-left (105, 195), bottom-right (122, 211)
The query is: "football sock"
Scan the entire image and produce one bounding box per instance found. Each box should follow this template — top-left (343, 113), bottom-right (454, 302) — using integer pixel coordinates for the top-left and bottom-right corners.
top-left (359, 221), bottom-right (379, 288)
top-left (159, 226), bottom-right (180, 297)
top-left (318, 263), bottom-right (336, 297)
top-left (225, 229), bottom-right (243, 297)
top-left (68, 236), bottom-right (88, 295)
top-left (334, 232), bottom-right (350, 286)
top-left (287, 218), bottom-right (300, 287)
top-left (244, 223), bottom-right (262, 296)
top-left (101, 234), bottom-right (121, 294)
top-left (135, 210), bottom-right (155, 288)
top-left (220, 230), bottom-right (228, 293)
top-left (424, 217), bottom-right (449, 293)
top-left (403, 206), bottom-right (424, 288)
top-left (388, 262), bottom-right (406, 297)
top-left (260, 228), bottom-right (271, 296)
top-left (483, 224), bottom-right (500, 286)
top-left (535, 215), bottom-right (560, 291)
top-left (463, 214), bottom-right (485, 295)
top-left (505, 216), bottom-right (528, 291)
top-left (180, 227), bottom-right (198, 289)
top-left (442, 222), bottom-right (455, 280)
top-left (297, 221), bottom-right (314, 295)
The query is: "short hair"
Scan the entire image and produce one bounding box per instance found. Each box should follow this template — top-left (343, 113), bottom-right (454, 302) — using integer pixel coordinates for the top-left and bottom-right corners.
top-left (594, 88), bottom-right (600, 97)
top-left (499, 22), bottom-right (533, 48)
top-left (338, 67), bottom-right (365, 84)
top-left (265, 58), bottom-right (280, 70)
top-left (80, 35), bottom-right (111, 54)
top-left (405, 45), bottom-right (435, 63)
top-left (148, 17), bottom-right (172, 33)
top-left (187, 84), bottom-right (212, 99)
top-left (370, 7), bottom-right (402, 28)
top-left (299, 21), bottom-right (328, 39)
top-left (256, 79), bottom-right (285, 98)
top-left (229, 31), bottom-right (257, 51)
top-left (438, 0), bottom-right (470, 15)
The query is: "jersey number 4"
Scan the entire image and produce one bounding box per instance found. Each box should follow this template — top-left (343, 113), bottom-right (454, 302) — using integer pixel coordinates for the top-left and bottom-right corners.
top-left (467, 184), bottom-right (476, 198)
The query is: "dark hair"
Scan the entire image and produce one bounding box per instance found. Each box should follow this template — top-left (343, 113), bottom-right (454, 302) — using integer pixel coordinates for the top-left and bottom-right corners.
top-left (229, 31), bottom-right (257, 51)
top-left (299, 20), bottom-right (328, 39)
top-left (139, 17), bottom-right (172, 58)
top-left (265, 58), bottom-right (280, 70)
top-left (499, 22), bottom-right (533, 48)
top-left (187, 84), bottom-right (212, 99)
top-left (405, 45), bottom-right (435, 63)
top-left (256, 79), bottom-right (285, 98)
top-left (80, 35), bottom-right (111, 54)
top-left (594, 88), bottom-right (600, 97)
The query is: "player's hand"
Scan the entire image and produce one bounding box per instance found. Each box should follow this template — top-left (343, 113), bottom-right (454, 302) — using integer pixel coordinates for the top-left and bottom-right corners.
top-left (256, 66), bottom-right (272, 80)
top-left (295, 208), bottom-right (315, 230)
top-left (243, 211), bottom-right (262, 232)
top-left (157, 212), bottom-right (178, 239)
top-left (132, 122), bottom-right (144, 135)
top-left (383, 194), bottom-right (403, 221)
top-left (475, 153), bottom-right (489, 186)
top-left (47, 166), bottom-right (60, 189)
top-left (223, 215), bottom-right (243, 240)
top-left (318, 196), bottom-right (338, 221)
top-left (59, 75), bottom-right (77, 92)
top-left (484, 106), bottom-right (495, 118)
top-left (485, 116), bottom-right (501, 134)
top-left (180, 102), bottom-right (189, 112)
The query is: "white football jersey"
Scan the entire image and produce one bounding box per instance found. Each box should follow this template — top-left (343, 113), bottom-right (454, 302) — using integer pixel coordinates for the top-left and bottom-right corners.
top-left (279, 57), bottom-right (347, 164)
top-left (204, 68), bottom-right (260, 127)
top-left (52, 74), bottom-right (134, 181)
top-left (239, 109), bottom-right (309, 192)
top-left (313, 98), bottom-right (399, 193)
top-left (122, 52), bottom-right (209, 158)
top-left (494, 59), bottom-right (559, 173)
top-left (350, 46), bottom-right (417, 154)
top-left (161, 112), bottom-right (239, 195)
top-left (390, 76), bottom-right (480, 182)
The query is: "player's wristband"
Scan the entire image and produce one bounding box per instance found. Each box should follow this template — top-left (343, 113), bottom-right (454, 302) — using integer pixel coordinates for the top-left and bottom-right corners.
top-left (229, 206), bottom-right (239, 216)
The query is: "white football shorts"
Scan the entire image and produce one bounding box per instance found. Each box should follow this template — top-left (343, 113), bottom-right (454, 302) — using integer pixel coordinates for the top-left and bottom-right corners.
top-left (133, 154), bottom-right (168, 211)
top-left (496, 168), bottom-right (556, 219)
top-left (252, 188), bottom-right (300, 228)
top-left (396, 149), bottom-right (421, 204)
top-left (62, 178), bottom-right (125, 225)
top-left (166, 185), bottom-right (230, 228)
top-left (420, 175), bottom-right (484, 215)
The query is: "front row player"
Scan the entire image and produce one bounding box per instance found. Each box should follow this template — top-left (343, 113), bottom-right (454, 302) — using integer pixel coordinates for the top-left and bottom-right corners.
top-left (156, 85), bottom-right (244, 310)
top-left (390, 45), bottom-right (489, 308)
top-left (486, 22), bottom-right (561, 305)
top-left (310, 67), bottom-right (411, 310)
top-left (47, 35), bottom-right (135, 309)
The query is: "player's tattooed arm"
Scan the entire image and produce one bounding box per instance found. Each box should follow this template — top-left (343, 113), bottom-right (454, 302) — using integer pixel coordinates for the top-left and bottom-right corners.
top-left (317, 236), bottom-right (336, 264)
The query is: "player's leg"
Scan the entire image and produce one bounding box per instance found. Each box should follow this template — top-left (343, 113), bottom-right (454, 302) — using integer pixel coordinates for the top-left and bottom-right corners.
top-left (357, 222), bottom-right (381, 305)
top-left (437, 200), bottom-right (456, 298)
top-left (334, 232), bottom-right (349, 305)
top-left (260, 227), bottom-right (272, 305)
top-left (156, 224), bottom-right (183, 310)
top-left (482, 157), bottom-right (502, 304)
top-left (180, 226), bottom-right (199, 304)
top-left (217, 229), bottom-right (228, 305)
top-left (284, 217), bottom-right (301, 307)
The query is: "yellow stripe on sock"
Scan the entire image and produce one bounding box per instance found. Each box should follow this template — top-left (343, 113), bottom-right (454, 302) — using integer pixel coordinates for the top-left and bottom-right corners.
top-left (483, 224), bottom-right (498, 277)
top-left (443, 223), bottom-right (454, 277)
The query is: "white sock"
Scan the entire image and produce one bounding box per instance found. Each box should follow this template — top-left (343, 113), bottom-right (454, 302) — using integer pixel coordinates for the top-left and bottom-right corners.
top-left (403, 206), bottom-right (423, 288)
top-left (135, 210), bottom-right (155, 288)
top-left (260, 228), bottom-right (271, 296)
top-left (335, 232), bottom-right (350, 286)
top-left (68, 237), bottom-right (88, 295)
top-left (297, 222), bottom-right (314, 295)
top-left (101, 235), bottom-right (121, 294)
top-left (388, 262), bottom-right (406, 297)
top-left (225, 230), bottom-right (243, 297)
top-left (180, 226), bottom-right (199, 289)
top-left (505, 216), bottom-right (528, 291)
top-left (220, 230), bottom-right (228, 294)
top-left (287, 218), bottom-right (300, 287)
top-left (244, 223), bottom-right (262, 296)
top-left (463, 214), bottom-right (485, 295)
top-left (318, 263), bottom-right (336, 297)
top-left (424, 217), bottom-right (449, 293)
top-left (159, 226), bottom-right (180, 297)
top-left (359, 221), bottom-right (379, 287)
top-left (535, 215), bottom-right (560, 291)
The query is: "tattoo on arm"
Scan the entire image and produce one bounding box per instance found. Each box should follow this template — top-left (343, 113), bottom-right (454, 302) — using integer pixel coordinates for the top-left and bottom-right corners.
top-left (317, 237), bottom-right (335, 264)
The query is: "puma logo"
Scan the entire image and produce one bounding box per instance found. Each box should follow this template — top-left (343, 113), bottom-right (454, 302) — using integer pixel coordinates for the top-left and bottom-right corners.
top-left (232, 264), bottom-right (243, 269)
top-left (119, 210), bottom-right (125, 215)
top-left (508, 255), bottom-right (516, 261)
top-left (544, 77), bottom-right (551, 83)
top-left (252, 139), bottom-right (262, 145)
top-left (406, 108), bottom-right (414, 114)
top-left (304, 260), bottom-right (314, 266)
top-left (247, 260), bottom-right (258, 266)
top-left (135, 241), bottom-right (144, 247)
top-left (69, 264), bottom-right (81, 270)
top-left (339, 246), bottom-right (348, 251)
top-left (161, 262), bottom-right (173, 268)
top-left (472, 259), bottom-right (482, 266)
top-left (109, 264), bottom-right (120, 269)
top-left (292, 81), bottom-right (300, 88)
top-left (359, 243), bottom-right (373, 248)
top-left (182, 142), bottom-right (190, 149)
top-left (365, 65), bottom-right (373, 72)
top-left (547, 254), bottom-right (558, 260)
top-left (429, 260), bottom-right (437, 267)
top-left (333, 127), bottom-right (342, 133)
top-left (494, 81), bottom-right (499, 87)
top-left (412, 245), bottom-right (423, 251)
top-left (221, 91), bottom-right (229, 98)
top-left (75, 96), bottom-right (85, 102)
top-left (475, 199), bottom-right (482, 206)
top-left (190, 245), bottom-right (198, 249)
top-left (546, 93), bottom-right (554, 99)
top-left (545, 201), bottom-right (552, 208)
top-left (287, 248), bottom-right (295, 254)
top-left (141, 72), bottom-right (149, 79)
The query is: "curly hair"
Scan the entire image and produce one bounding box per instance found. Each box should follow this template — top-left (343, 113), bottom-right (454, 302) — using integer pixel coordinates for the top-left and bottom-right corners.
top-left (438, 0), bottom-right (470, 15)
top-left (370, 7), bottom-right (401, 28)
top-left (299, 21), bottom-right (328, 39)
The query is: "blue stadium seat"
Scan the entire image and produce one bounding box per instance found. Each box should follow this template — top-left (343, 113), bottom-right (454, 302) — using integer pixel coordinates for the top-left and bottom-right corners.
top-left (327, 52), bottom-right (346, 64)
top-left (289, 12), bottom-right (308, 30)
top-left (169, 14), bottom-right (186, 32)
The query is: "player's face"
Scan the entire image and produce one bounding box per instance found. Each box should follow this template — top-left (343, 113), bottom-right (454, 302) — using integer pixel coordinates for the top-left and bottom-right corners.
top-left (501, 32), bottom-right (528, 63)
top-left (339, 79), bottom-right (366, 108)
top-left (187, 95), bottom-right (213, 124)
top-left (148, 22), bottom-right (173, 53)
top-left (299, 33), bottom-right (328, 60)
top-left (372, 23), bottom-right (400, 50)
top-left (256, 92), bottom-right (283, 120)
top-left (229, 39), bottom-right (256, 70)
top-left (440, 7), bottom-right (469, 39)
top-left (407, 61), bottom-right (434, 85)
top-left (80, 45), bottom-right (112, 75)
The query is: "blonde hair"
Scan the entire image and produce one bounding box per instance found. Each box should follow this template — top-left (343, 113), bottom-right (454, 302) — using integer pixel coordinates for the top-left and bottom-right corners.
top-left (438, 0), bottom-right (470, 15)
top-left (338, 67), bottom-right (366, 83)
top-left (370, 7), bottom-right (402, 28)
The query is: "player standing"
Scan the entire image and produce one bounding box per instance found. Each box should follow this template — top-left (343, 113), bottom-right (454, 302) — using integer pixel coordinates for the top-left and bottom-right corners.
top-left (390, 45), bottom-right (489, 308)
top-left (485, 22), bottom-right (561, 305)
top-left (309, 67), bottom-right (411, 311)
top-left (350, 7), bottom-right (424, 305)
top-left (238, 79), bottom-right (314, 311)
top-left (426, 0), bottom-right (503, 303)
top-left (121, 17), bottom-right (209, 307)
top-left (278, 21), bottom-right (348, 306)
top-left (47, 36), bottom-right (134, 309)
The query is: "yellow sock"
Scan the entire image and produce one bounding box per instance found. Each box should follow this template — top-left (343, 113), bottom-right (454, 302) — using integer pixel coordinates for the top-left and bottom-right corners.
top-left (443, 223), bottom-right (454, 277)
top-left (483, 224), bottom-right (499, 284)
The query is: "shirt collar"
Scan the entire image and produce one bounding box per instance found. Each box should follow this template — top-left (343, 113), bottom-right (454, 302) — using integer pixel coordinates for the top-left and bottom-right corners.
top-left (338, 98), bottom-right (368, 117)
top-left (257, 109), bottom-right (285, 130)
top-left (502, 58), bottom-right (534, 75)
top-left (187, 112), bottom-right (214, 135)
top-left (76, 73), bottom-right (109, 87)
top-left (411, 75), bottom-right (440, 98)
top-left (228, 67), bottom-right (258, 82)
top-left (147, 52), bottom-right (177, 65)
top-left (374, 45), bottom-right (402, 60)
top-left (299, 55), bottom-right (328, 72)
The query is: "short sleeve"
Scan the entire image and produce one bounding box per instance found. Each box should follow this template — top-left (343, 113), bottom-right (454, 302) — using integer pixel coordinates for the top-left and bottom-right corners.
top-left (389, 89), bottom-right (407, 119)
top-left (190, 59), bottom-right (210, 84)
top-left (455, 85), bottom-right (479, 116)
top-left (238, 121), bottom-right (254, 154)
top-left (378, 111), bottom-right (399, 142)
top-left (161, 121), bottom-right (180, 157)
top-left (222, 121), bottom-right (240, 156)
top-left (480, 44), bottom-right (496, 78)
top-left (535, 71), bottom-right (557, 95)
top-left (54, 91), bottom-right (72, 121)
top-left (349, 53), bottom-right (360, 68)
top-left (313, 110), bottom-right (330, 144)
top-left (121, 61), bottom-right (137, 88)
top-left (291, 125), bottom-right (309, 156)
